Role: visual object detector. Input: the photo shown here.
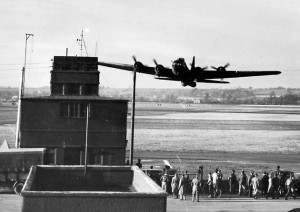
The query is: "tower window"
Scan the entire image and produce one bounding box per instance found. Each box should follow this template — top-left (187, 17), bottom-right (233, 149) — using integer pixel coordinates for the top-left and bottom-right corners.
top-left (61, 103), bottom-right (91, 118)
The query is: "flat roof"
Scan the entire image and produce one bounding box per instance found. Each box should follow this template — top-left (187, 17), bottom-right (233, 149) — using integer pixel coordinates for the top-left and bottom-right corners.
top-left (21, 96), bottom-right (128, 102)
top-left (0, 148), bottom-right (45, 153)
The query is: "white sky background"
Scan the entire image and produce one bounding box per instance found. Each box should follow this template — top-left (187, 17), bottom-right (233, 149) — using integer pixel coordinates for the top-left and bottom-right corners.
top-left (0, 0), bottom-right (299, 89)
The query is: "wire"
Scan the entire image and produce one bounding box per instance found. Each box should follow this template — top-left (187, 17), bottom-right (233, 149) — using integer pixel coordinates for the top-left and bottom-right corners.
top-left (0, 66), bottom-right (51, 70)
top-left (100, 72), bottom-right (123, 96)
top-left (0, 62), bottom-right (50, 66)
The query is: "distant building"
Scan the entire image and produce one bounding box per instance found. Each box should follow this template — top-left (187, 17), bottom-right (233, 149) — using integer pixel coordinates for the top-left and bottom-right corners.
top-left (19, 56), bottom-right (128, 165)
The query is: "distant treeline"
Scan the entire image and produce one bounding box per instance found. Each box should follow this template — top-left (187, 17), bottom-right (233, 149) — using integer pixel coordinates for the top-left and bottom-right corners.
top-left (1, 86), bottom-right (300, 105)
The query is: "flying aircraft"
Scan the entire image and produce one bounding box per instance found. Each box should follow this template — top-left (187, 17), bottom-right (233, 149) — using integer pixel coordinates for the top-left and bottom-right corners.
top-left (98, 56), bottom-right (281, 87)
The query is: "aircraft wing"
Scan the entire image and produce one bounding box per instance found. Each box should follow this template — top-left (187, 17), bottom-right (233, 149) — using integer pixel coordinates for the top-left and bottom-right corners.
top-left (156, 77), bottom-right (229, 84)
top-left (201, 70), bottom-right (281, 80)
top-left (98, 61), bottom-right (156, 75)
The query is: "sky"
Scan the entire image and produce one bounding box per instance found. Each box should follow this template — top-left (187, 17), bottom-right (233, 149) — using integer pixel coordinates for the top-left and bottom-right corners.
top-left (0, 0), bottom-right (299, 89)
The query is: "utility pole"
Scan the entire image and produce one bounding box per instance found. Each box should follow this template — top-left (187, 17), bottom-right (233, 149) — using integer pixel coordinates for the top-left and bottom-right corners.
top-left (15, 33), bottom-right (34, 148)
top-left (84, 104), bottom-right (90, 175)
top-left (130, 69), bottom-right (137, 165)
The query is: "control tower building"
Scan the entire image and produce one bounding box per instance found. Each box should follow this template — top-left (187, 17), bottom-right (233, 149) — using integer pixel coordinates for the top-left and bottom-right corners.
top-left (19, 56), bottom-right (128, 165)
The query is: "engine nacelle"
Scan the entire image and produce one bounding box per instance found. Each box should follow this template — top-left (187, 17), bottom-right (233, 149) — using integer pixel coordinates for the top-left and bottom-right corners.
top-left (193, 67), bottom-right (204, 79)
top-left (155, 64), bottom-right (165, 77)
top-left (134, 61), bottom-right (144, 71)
top-left (217, 66), bottom-right (226, 73)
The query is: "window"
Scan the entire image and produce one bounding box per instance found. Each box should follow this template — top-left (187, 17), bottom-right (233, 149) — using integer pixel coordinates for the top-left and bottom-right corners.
top-left (61, 103), bottom-right (91, 118)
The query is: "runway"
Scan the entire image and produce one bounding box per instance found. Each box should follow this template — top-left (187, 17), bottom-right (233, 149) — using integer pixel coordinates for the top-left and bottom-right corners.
top-left (1, 194), bottom-right (299, 212)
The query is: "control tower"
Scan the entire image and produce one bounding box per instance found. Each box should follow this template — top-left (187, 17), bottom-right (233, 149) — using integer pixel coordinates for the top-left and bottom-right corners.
top-left (19, 56), bottom-right (128, 165)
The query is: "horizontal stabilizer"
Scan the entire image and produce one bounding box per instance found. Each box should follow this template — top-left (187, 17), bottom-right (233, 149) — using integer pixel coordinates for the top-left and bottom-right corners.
top-left (198, 79), bottom-right (230, 84)
top-left (155, 77), bottom-right (179, 81)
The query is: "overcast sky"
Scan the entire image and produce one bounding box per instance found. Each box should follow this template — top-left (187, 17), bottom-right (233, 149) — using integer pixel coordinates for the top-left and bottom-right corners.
top-left (0, 0), bottom-right (299, 89)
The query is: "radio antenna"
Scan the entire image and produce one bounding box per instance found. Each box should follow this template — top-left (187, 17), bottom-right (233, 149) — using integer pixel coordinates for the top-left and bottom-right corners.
top-left (77, 30), bottom-right (89, 56)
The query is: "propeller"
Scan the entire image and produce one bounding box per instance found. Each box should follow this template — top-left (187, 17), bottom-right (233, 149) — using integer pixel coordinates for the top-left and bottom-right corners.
top-left (211, 63), bottom-right (230, 71)
top-left (132, 55), bottom-right (137, 63)
top-left (211, 63), bottom-right (230, 81)
top-left (132, 55), bottom-right (143, 70)
top-left (153, 59), bottom-right (165, 77)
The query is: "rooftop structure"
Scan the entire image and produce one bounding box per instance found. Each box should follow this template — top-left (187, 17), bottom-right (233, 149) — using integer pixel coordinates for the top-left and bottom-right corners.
top-left (22, 165), bottom-right (167, 212)
top-left (50, 56), bottom-right (99, 96)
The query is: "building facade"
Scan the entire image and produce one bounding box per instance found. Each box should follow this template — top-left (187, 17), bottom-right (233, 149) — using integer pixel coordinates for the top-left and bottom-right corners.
top-left (19, 56), bottom-right (128, 165)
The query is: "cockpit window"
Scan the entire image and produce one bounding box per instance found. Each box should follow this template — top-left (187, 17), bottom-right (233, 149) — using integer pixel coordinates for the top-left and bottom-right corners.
top-left (174, 58), bottom-right (185, 64)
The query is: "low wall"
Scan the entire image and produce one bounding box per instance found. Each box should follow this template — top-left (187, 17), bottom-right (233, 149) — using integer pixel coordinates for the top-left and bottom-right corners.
top-left (21, 165), bottom-right (167, 212)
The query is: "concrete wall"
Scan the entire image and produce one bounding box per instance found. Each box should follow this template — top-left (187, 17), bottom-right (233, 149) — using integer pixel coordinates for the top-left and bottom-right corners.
top-left (22, 165), bottom-right (167, 212)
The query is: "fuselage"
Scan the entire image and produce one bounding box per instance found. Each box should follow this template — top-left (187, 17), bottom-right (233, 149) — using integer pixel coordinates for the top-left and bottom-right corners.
top-left (171, 58), bottom-right (196, 87)
top-left (171, 58), bottom-right (189, 77)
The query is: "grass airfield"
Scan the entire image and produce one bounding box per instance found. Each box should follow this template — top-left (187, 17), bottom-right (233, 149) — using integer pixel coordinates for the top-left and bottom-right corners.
top-left (1, 103), bottom-right (300, 211)
top-left (1, 103), bottom-right (300, 176)
top-left (128, 103), bottom-right (300, 177)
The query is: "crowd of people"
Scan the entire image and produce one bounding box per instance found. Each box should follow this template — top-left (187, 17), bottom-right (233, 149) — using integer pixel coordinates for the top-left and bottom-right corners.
top-left (167, 165), bottom-right (299, 201)
top-left (139, 160), bottom-right (299, 201)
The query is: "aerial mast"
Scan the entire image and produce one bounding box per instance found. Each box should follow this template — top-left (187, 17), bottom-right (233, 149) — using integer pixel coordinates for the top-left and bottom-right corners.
top-left (77, 30), bottom-right (88, 57)
top-left (15, 33), bottom-right (34, 148)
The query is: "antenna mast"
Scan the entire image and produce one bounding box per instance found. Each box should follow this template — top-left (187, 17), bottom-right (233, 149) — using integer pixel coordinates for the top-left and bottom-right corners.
top-left (15, 33), bottom-right (34, 148)
top-left (77, 30), bottom-right (89, 56)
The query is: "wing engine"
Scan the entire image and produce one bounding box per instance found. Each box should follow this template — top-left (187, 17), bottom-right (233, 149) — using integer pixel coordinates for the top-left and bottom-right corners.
top-left (133, 56), bottom-right (144, 71)
top-left (211, 63), bottom-right (230, 80)
top-left (211, 63), bottom-right (230, 73)
top-left (153, 59), bottom-right (166, 77)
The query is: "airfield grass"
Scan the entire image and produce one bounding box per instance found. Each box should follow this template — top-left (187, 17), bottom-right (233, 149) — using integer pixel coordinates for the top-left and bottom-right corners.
top-left (131, 129), bottom-right (300, 153)
top-left (1, 103), bottom-right (300, 177)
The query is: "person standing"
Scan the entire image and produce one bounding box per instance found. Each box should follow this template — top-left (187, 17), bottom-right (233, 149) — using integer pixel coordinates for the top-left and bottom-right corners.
top-left (252, 173), bottom-right (260, 199)
top-left (248, 171), bottom-right (254, 197)
top-left (266, 173), bottom-right (275, 199)
top-left (197, 166), bottom-right (204, 182)
top-left (285, 174), bottom-right (296, 200)
top-left (179, 173), bottom-right (188, 200)
top-left (261, 172), bottom-right (269, 197)
top-left (276, 166), bottom-right (284, 195)
top-left (272, 173), bottom-right (280, 199)
top-left (191, 175), bottom-right (200, 202)
top-left (171, 173), bottom-right (180, 199)
top-left (217, 169), bottom-right (223, 197)
top-left (207, 172), bottom-right (213, 198)
top-left (136, 158), bottom-right (142, 169)
top-left (228, 169), bottom-right (237, 194)
top-left (184, 170), bottom-right (191, 193)
top-left (212, 168), bottom-right (219, 197)
top-left (239, 170), bottom-right (247, 195)
top-left (197, 166), bottom-right (204, 193)
top-left (160, 173), bottom-right (169, 192)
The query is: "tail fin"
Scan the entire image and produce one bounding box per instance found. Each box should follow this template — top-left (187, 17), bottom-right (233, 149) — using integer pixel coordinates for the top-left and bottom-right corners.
top-left (191, 56), bottom-right (195, 71)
